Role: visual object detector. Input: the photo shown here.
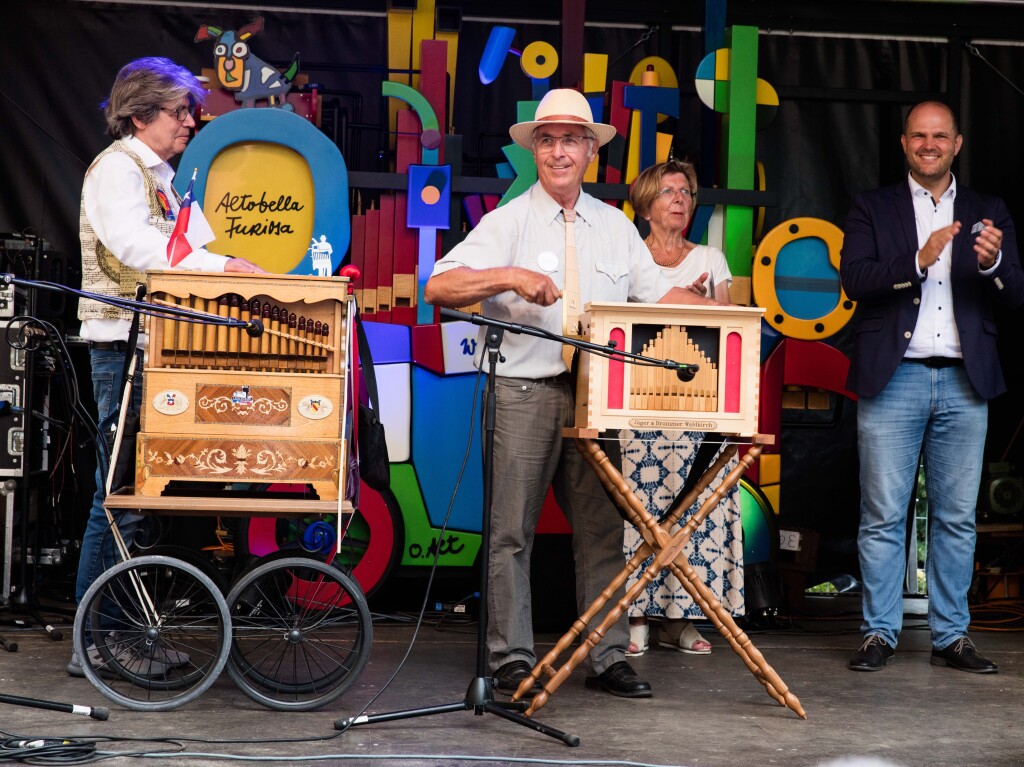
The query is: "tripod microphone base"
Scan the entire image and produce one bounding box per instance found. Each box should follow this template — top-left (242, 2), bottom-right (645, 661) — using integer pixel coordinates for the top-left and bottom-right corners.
top-left (335, 675), bottom-right (579, 747)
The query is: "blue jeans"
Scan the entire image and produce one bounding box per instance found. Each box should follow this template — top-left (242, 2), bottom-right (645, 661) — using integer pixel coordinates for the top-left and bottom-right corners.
top-left (74, 348), bottom-right (144, 605)
top-left (486, 376), bottom-right (628, 675)
top-left (856, 362), bottom-right (987, 649)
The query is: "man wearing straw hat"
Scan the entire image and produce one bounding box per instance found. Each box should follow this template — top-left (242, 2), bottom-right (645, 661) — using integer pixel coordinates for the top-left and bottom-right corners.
top-left (427, 88), bottom-right (704, 699)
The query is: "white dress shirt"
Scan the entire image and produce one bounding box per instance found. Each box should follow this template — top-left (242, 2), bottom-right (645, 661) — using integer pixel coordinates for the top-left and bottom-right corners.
top-left (906, 173), bottom-right (961, 359)
top-left (432, 183), bottom-right (670, 379)
top-left (80, 135), bottom-right (228, 342)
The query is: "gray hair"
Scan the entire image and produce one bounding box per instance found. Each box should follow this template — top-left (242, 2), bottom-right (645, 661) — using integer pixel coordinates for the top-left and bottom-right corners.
top-left (102, 56), bottom-right (207, 138)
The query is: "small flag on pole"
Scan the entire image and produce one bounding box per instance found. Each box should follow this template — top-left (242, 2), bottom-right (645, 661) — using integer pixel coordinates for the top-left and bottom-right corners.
top-left (167, 169), bottom-right (215, 267)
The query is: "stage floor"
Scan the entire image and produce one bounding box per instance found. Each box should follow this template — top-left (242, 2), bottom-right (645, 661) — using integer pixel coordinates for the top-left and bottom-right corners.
top-left (0, 601), bottom-right (1021, 767)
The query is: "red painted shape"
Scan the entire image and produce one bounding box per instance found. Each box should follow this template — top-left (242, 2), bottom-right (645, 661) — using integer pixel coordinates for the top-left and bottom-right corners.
top-left (396, 108), bottom-right (421, 173)
top-left (363, 208), bottom-right (380, 321)
top-left (537, 487), bottom-right (572, 534)
top-left (420, 39), bottom-right (449, 149)
top-left (607, 327), bottom-right (626, 409)
top-left (608, 81), bottom-right (631, 140)
top-left (758, 337), bottom-right (858, 461)
top-left (377, 193), bottom-right (396, 323)
top-left (392, 190), bottom-right (417, 326)
top-left (243, 480), bottom-right (398, 599)
top-left (411, 322), bottom-right (446, 374)
top-left (560, 0), bottom-right (586, 88)
top-left (350, 214), bottom-right (366, 302)
top-left (725, 331), bottom-right (741, 412)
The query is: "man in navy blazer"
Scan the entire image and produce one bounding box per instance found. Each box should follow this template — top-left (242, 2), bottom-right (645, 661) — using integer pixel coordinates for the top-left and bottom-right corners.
top-left (841, 101), bottom-right (1024, 674)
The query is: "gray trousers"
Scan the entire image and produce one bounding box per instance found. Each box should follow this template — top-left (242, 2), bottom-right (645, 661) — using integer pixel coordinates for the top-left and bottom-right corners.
top-left (487, 375), bottom-right (628, 675)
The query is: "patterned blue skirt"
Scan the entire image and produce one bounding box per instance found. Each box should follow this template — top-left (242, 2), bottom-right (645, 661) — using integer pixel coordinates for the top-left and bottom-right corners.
top-left (621, 430), bottom-right (744, 619)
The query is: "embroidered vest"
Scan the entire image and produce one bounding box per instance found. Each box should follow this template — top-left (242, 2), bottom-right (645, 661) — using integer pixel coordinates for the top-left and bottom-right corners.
top-left (78, 140), bottom-right (176, 322)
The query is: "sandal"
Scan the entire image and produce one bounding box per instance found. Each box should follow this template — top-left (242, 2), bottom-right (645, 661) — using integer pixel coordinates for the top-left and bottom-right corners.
top-left (659, 620), bottom-right (712, 655)
top-left (626, 622), bottom-right (649, 657)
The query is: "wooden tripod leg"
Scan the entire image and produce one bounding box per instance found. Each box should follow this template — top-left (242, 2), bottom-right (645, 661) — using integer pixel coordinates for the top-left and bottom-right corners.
top-left (576, 438), bottom-right (668, 547)
top-left (662, 444), bottom-right (806, 719)
top-left (668, 559), bottom-right (805, 718)
top-left (515, 439), bottom-right (657, 708)
top-left (521, 441), bottom-right (739, 714)
top-left (519, 540), bottom-right (655, 714)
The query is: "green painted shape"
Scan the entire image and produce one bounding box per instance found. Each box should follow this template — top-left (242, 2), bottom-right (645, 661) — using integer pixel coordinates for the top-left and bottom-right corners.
top-left (723, 205), bottom-right (754, 277)
top-left (498, 100), bottom-right (540, 207)
top-left (499, 144), bottom-right (538, 206)
top-left (714, 79), bottom-right (730, 113)
top-left (722, 25), bottom-right (759, 279)
top-left (382, 80), bottom-right (439, 165)
top-left (391, 463), bottom-right (481, 567)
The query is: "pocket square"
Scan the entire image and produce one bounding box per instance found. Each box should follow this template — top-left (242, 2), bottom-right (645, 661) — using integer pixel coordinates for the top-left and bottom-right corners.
top-left (971, 221), bottom-right (984, 235)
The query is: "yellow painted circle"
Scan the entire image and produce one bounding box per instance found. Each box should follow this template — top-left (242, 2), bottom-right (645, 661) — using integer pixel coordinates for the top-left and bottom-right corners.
top-left (752, 217), bottom-right (856, 341)
top-left (521, 41), bottom-right (559, 80)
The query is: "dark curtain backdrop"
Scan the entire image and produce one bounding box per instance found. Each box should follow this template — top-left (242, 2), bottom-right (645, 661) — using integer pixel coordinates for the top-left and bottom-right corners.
top-left (3, 0), bottom-right (1023, 583)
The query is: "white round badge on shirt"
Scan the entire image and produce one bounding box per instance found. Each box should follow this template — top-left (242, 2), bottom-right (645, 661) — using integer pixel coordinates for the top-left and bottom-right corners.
top-left (537, 250), bottom-right (559, 273)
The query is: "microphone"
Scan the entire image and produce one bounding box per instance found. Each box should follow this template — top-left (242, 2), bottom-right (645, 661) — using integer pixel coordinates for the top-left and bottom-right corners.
top-left (671, 362), bottom-right (699, 383)
top-left (244, 318), bottom-right (264, 338)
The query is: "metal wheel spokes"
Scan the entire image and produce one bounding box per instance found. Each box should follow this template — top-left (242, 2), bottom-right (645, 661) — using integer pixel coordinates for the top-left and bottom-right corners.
top-left (226, 556), bottom-right (371, 711)
top-left (74, 555), bottom-right (231, 711)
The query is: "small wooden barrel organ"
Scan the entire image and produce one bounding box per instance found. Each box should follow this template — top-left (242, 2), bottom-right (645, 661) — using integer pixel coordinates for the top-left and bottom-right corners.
top-left (137, 271), bottom-right (352, 500)
top-left (574, 302), bottom-right (765, 436)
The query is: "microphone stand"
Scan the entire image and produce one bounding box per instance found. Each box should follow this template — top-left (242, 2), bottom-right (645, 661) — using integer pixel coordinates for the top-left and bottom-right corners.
top-left (337, 316), bottom-right (580, 746)
top-left (337, 310), bottom-right (697, 747)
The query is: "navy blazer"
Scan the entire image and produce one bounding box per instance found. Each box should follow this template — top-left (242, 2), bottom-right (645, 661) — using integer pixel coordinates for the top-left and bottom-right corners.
top-left (840, 179), bottom-right (1024, 400)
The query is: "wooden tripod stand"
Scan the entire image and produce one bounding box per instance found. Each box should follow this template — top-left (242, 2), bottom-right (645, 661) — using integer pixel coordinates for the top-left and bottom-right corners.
top-left (512, 434), bottom-right (806, 720)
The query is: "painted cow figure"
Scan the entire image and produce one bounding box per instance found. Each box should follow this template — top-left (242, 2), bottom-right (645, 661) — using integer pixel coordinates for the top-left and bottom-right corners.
top-left (195, 16), bottom-right (299, 109)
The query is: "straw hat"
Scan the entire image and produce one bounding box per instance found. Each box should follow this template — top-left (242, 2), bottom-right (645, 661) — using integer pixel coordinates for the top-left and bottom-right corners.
top-left (508, 88), bottom-right (617, 150)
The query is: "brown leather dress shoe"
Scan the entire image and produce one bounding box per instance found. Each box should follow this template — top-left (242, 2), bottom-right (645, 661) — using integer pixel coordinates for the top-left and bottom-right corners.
top-left (848, 635), bottom-right (895, 671)
top-left (931, 637), bottom-right (998, 674)
top-left (584, 660), bottom-right (653, 698)
top-left (493, 660), bottom-right (542, 696)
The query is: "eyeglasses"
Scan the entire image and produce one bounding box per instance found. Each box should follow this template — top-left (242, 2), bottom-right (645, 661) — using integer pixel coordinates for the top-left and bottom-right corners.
top-left (533, 134), bottom-right (593, 153)
top-left (160, 104), bottom-right (194, 123)
top-left (656, 187), bottom-right (694, 200)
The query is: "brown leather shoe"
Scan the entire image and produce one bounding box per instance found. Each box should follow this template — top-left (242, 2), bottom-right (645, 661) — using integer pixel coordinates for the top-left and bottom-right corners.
top-left (848, 635), bottom-right (895, 671)
top-left (931, 637), bottom-right (998, 674)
